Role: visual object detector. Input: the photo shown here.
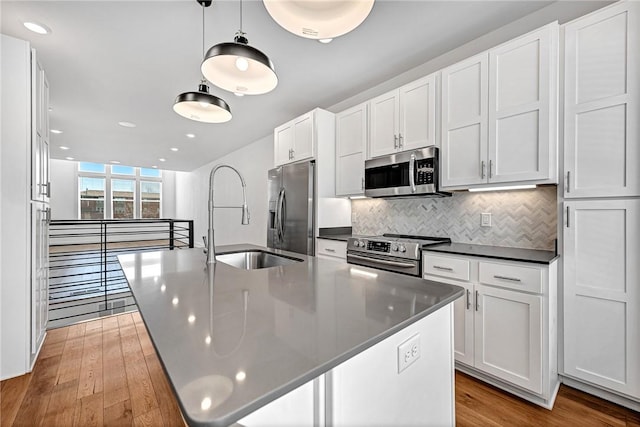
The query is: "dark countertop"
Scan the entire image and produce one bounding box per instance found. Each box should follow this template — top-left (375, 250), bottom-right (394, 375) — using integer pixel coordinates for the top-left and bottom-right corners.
top-left (423, 242), bottom-right (558, 264)
top-left (119, 244), bottom-right (463, 427)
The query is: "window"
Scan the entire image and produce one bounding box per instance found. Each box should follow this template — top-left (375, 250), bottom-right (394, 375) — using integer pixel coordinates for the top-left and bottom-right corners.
top-left (112, 179), bottom-right (135, 219)
top-left (141, 181), bottom-right (161, 218)
top-left (79, 177), bottom-right (105, 219)
top-left (77, 163), bottom-right (162, 219)
top-left (79, 162), bottom-right (106, 173)
top-left (111, 165), bottom-right (135, 176)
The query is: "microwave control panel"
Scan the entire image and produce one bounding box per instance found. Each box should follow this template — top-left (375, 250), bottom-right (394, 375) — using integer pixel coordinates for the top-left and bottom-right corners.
top-left (415, 158), bottom-right (435, 185)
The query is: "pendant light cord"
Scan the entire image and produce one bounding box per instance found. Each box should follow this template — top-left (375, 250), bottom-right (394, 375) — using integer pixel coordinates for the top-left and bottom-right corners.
top-left (239, 0), bottom-right (243, 33)
top-left (202, 3), bottom-right (205, 59)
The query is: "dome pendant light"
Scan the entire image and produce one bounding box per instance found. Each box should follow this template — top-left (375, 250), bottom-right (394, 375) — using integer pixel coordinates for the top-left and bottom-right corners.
top-left (174, 0), bottom-right (232, 123)
top-left (201, 0), bottom-right (277, 95)
top-left (263, 0), bottom-right (375, 40)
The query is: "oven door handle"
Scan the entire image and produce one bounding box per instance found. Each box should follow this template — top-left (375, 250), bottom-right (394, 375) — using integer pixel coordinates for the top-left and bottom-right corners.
top-left (348, 254), bottom-right (416, 268)
top-left (409, 153), bottom-right (417, 193)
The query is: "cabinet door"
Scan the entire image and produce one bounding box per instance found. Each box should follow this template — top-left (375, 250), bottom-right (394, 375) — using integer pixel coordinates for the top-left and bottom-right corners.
top-left (336, 104), bottom-right (367, 196)
top-left (274, 123), bottom-right (294, 166)
top-left (31, 204), bottom-right (47, 354)
top-left (293, 112), bottom-right (314, 161)
top-left (474, 284), bottom-right (543, 394)
top-left (453, 282), bottom-right (475, 366)
top-left (368, 90), bottom-right (399, 158)
top-left (564, 2), bottom-right (640, 198)
top-left (488, 23), bottom-right (557, 184)
top-left (441, 53), bottom-right (489, 188)
top-left (399, 74), bottom-right (436, 151)
top-left (563, 199), bottom-right (640, 398)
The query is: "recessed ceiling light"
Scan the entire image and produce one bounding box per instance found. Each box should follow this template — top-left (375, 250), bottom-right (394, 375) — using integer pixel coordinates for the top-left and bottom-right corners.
top-left (318, 38), bottom-right (333, 44)
top-left (110, 160), bottom-right (121, 164)
top-left (185, 133), bottom-right (195, 139)
top-left (65, 157), bottom-right (74, 161)
top-left (170, 147), bottom-right (179, 152)
top-left (118, 121), bottom-right (136, 128)
top-left (159, 158), bottom-right (166, 162)
top-left (23, 22), bottom-right (51, 35)
top-left (152, 165), bottom-right (158, 169)
top-left (59, 146), bottom-right (70, 150)
top-left (51, 129), bottom-right (63, 134)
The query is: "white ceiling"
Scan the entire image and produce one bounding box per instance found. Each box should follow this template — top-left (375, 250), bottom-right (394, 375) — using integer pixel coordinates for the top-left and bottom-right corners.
top-left (1, 0), bottom-right (566, 172)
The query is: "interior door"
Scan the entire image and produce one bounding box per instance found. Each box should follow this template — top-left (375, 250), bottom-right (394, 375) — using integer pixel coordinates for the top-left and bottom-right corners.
top-left (281, 161), bottom-right (314, 256)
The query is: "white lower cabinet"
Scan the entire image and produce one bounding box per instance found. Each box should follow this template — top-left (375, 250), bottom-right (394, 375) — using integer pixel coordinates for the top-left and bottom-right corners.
top-left (562, 199), bottom-right (640, 401)
top-left (315, 238), bottom-right (347, 262)
top-left (424, 252), bottom-right (558, 408)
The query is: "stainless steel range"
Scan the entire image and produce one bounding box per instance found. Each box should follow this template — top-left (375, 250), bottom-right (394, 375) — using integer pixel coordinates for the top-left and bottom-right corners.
top-left (346, 234), bottom-right (451, 277)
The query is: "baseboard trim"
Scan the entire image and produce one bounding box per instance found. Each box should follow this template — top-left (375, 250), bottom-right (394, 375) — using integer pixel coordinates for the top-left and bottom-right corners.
top-left (560, 375), bottom-right (640, 412)
top-left (456, 364), bottom-right (559, 410)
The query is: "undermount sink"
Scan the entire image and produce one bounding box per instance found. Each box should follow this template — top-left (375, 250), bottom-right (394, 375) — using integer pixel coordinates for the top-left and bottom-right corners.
top-left (216, 250), bottom-right (303, 270)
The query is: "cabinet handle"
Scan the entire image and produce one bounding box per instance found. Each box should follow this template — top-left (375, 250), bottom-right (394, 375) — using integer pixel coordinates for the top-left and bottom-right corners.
top-left (361, 177), bottom-right (365, 190)
top-left (481, 161), bottom-right (486, 179)
top-left (433, 265), bottom-right (453, 271)
top-left (566, 206), bottom-right (570, 228)
top-left (466, 289), bottom-right (471, 310)
top-left (325, 248), bottom-right (336, 253)
top-left (394, 134), bottom-right (398, 149)
top-left (489, 160), bottom-right (493, 178)
top-left (291, 149), bottom-right (295, 159)
top-left (475, 290), bottom-right (479, 311)
top-left (46, 182), bottom-right (50, 197)
top-left (288, 149), bottom-right (291, 160)
top-left (493, 275), bottom-right (521, 282)
top-left (566, 171), bottom-right (571, 193)
top-left (399, 133), bottom-right (404, 148)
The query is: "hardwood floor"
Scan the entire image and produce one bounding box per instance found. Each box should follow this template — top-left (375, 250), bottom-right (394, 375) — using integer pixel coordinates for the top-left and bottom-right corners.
top-left (2, 312), bottom-right (639, 426)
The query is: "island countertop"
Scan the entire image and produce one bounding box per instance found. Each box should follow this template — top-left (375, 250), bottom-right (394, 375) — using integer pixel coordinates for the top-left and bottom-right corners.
top-left (119, 244), bottom-right (463, 427)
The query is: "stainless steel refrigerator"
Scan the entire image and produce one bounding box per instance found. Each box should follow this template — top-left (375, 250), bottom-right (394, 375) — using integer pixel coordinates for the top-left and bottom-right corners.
top-left (267, 161), bottom-right (315, 256)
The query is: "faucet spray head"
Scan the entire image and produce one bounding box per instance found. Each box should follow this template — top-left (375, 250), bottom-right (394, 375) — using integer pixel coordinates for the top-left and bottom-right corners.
top-left (241, 205), bottom-right (250, 225)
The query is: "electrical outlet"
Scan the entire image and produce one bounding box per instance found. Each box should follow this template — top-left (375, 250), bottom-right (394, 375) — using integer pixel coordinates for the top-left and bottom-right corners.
top-left (397, 333), bottom-right (420, 373)
top-left (481, 212), bottom-right (492, 227)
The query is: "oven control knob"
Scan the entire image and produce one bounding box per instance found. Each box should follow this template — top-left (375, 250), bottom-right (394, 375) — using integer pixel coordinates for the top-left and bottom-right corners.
top-left (355, 240), bottom-right (363, 248)
top-left (399, 245), bottom-right (406, 253)
top-left (391, 243), bottom-right (398, 252)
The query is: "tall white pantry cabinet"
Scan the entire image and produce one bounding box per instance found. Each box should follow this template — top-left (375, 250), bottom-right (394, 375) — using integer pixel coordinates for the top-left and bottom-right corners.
top-left (1, 34), bottom-right (50, 380)
top-left (562, 1), bottom-right (640, 409)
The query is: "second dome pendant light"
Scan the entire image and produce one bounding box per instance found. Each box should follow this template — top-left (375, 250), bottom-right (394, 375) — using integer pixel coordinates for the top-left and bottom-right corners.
top-left (201, 0), bottom-right (278, 96)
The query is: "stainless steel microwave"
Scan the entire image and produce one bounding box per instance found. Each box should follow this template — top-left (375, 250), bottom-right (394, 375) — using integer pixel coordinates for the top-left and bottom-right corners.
top-left (364, 146), bottom-right (451, 198)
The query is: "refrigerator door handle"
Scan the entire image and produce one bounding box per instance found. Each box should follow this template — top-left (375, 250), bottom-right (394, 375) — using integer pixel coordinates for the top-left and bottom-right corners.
top-left (276, 188), bottom-right (285, 241)
top-left (280, 190), bottom-right (287, 239)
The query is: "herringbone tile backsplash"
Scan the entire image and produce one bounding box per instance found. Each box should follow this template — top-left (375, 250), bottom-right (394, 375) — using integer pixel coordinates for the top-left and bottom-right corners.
top-left (351, 186), bottom-right (557, 250)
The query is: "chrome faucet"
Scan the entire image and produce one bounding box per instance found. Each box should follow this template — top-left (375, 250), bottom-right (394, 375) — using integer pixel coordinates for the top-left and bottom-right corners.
top-left (205, 164), bottom-right (250, 264)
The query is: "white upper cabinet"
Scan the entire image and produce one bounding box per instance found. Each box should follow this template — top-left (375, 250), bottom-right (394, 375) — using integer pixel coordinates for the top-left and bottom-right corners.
top-left (336, 103), bottom-right (367, 196)
top-left (563, 199), bottom-right (640, 399)
top-left (564, 1), bottom-right (640, 198)
top-left (31, 51), bottom-right (50, 203)
top-left (441, 23), bottom-right (559, 189)
top-left (441, 53), bottom-right (489, 187)
top-left (274, 111), bottom-right (314, 166)
top-left (488, 24), bottom-right (557, 184)
top-left (368, 73), bottom-right (436, 158)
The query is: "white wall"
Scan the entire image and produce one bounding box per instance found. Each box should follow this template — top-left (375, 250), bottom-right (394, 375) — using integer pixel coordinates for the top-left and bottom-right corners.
top-left (176, 135), bottom-right (273, 248)
top-left (49, 159), bottom-right (76, 219)
top-left (49, 158), bottom-right (177, 220)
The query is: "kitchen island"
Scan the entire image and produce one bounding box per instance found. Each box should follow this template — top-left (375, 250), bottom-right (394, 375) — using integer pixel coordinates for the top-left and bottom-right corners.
top-left (119, 244), bottom-right (463, 426)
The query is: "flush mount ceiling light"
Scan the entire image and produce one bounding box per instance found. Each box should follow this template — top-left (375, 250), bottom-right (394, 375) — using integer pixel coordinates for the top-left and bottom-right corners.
top-left (201, 0), bottom-right (277, 95)
top-left (118, 121), bottom-right (137, 128)
top-left (23, 21), bottom-right (51, 35)
top-left (263, 0), bottom-right (375, 40)
top-left (174, 0), bottom-right (232, 123)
